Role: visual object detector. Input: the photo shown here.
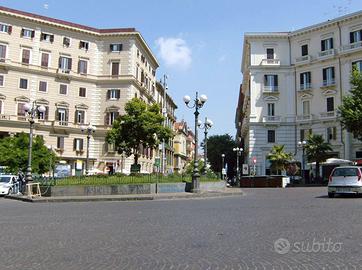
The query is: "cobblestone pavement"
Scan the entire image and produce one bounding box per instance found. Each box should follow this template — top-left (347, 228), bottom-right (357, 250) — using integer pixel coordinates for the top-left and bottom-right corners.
top-left (1, 187), bottom-right (362, 270)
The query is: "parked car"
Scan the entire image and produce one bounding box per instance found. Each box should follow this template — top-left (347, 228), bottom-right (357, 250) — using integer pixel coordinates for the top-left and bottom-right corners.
top-left (0, 175), bottom-right (17, 196)
top-left (328, 166), bottom-right (362, 198)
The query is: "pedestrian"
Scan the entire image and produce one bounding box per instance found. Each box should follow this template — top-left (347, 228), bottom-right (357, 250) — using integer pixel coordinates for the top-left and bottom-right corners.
top-left (18, 171), bottom-right (25, 194)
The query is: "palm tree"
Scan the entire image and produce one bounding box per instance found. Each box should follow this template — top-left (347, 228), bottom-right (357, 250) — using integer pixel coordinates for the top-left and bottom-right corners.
top-left (267, 145), bottom-right (293, 175)
top-left (304, 134), bottom-right (332, 182)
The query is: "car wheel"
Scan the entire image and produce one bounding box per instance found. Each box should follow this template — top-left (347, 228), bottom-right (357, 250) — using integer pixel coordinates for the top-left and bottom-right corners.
top-left (328, 192), bottom-right (335, 198)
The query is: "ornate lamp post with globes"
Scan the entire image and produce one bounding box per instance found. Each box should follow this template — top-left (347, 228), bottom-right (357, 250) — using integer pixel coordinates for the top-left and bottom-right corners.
top-left (24, 102), bottom-right (46, 183)
top-left (81, 124), bottom-right (96, 175)
top-left (298, 140), bottom-right (307, 183)
top-left (221, 153), bottom-right (225, 180)
top-left (183, 92), bottom-right (207, 193)
top-left (232, 147), bottom-right (243, 186)
top-left (198, 117), bottom-right (213, 175)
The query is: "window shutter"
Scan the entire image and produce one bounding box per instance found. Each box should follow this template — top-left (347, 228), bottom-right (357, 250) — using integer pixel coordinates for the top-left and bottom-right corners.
top-left (331, 67), bottom-right (335, 79)
top-left (119, 44), bottom-right (123, 51)
top-left (75, 110), bottom-right (78, 123)
top-left (264, 75), bottom-right (267, 86)
top-left (8, 25), bottom-right (12, 34)
top-left (321, 40), bottom-right (325, 51)
top-left (350, 32), bottom-right (354, 43)
top-left (322, 69), bottom-right (327, 81)
top-left (50, 35), bottom-right (54, 43)
top-left (68, 58), bottom-right (72, 70)
top-left (274, 75), bottom-right (278, 86)
top-left (45, 106), bottom-right (49, 120)
top-left (105, 113), bottom-right (109, 125)
top-left (60, 138), bottom-right (64, 149)
top-left (31, 30), bottom-right (35, 38)
top-left (20, 29), bottom-right (24, 37)
top-left (79, 42), bottom-right (82, 49)
top-left (110, 44), bottom-right (113, 51)
top-left (58, 57), bottom-right (62, 68)
top-left (73, 139), bottom-right (76, 151)
top-left (116, 90), bottom-right (120, 99)
top-left (65, 109), bottom-right (69, 122)
top-left (107, 90), bottom-right (110, 100)
top-left (300, 73), bottom-right (303, 84)
top-left (80, 139), bottom-right (84, 151)
top-left (78, 61), bottom-right (81, 73)
top-left (55, 109), bottom-right (59, 120)
top-left (330, 38), bottom-right (334, 49)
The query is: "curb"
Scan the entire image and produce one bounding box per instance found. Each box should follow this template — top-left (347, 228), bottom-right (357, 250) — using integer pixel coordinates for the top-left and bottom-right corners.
top-left (5, 190), bottom-right (243, 203)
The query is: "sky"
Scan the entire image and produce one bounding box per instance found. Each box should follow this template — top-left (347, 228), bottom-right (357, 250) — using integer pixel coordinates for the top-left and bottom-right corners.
top-left (1, 0), bottom-right (362, 137)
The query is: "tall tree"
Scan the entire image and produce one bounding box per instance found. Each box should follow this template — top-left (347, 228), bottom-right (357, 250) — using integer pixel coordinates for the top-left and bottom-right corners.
top-left (339, 68), bottom-right (362, 140)
top-left (305, 134), bottom-right (332, 181)
top-left (266, 145), bottom-right (293, 174)
top-left (205, 134), bottom-right (238, 177)
top-left (0, 132), bottom-right (57, 174)
top-left (106, 98), bottom-right (173, 170)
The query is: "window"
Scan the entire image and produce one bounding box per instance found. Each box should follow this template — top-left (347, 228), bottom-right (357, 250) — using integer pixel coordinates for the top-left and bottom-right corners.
top-left (106, 111), bottom-right (119, 125)
top-left (17, 103), bottom-right (26, 116)
top-left (0, 44), bottom-right (6, 61)
top-left (19, 78), bottom-right (28, 89)
top-left (267, 130), bottom-right (275, 143)
top-left (266, 48), bottom-right (274, 59)
top-left (21, 28), bottom-right (35, 38)
top-left (352, 60), bottom-right (362, 72)
top-left (57, 137), bottom-right (64, 150)
top-left (327, 127), bottom-right (337, 142)
top-left (267, 103), bottom-right (275, 116)
top-left (79, 41), bottom-right (89, 50)
top-left (264, 75), bottom-right (278, 91)
top-left (75, 110), bottom-right (85, 124)
top-left (40, 33), bottom-right (54, 43)
top-left (73, 138), bottom-right (84, 151)
top-left (0, 23), bottom-right (11, 34)
top-left (39, 81), bottom-right (47, 92)
top-left (38, 106), bottom-right (49, 120)
top-left (300, 72), bottom-right (311, 89)
top-left (59, 84), bottom-right (68, 95)
top-left (0, 74), bottom-right (4, 87)
top-left (107, 89), bottom-right (120, 100)
top-left (56, 108), bottom-right (68, 125)
top-left (111, 62), bottom-right (120, 76)
top-left (0, 100), bottom-right (2, 114)
top-left (21, 49), bottom-right (30, 64)
top-left (79, 87), bottom-right (86, 97)
top-left (302, 100), bottom-right (310, 115)
top-left (58, 56), bottom-right (72, 72)
top-left (301, 44), bottom-right (308, 56)
top-left (63, 37), bottom-right (70, 47)
top-left (327, 97), bottom-right (334, 112)
top-left (78, 59), bottom-right (88, 74)
top-left (321, 38), bottom-right (333, 51)
top-left (110, 44), bottom-right (123, 52)
top-left (350, 29), bottom-right (362, 43)
top-left (322, 67), bottom-right (335, 86)
top-left (41, 52), bottom-right (49, 68)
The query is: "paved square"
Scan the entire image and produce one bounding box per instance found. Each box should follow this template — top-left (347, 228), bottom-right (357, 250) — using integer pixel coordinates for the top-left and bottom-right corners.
top-left (1, 187), bottom-right (361, 269)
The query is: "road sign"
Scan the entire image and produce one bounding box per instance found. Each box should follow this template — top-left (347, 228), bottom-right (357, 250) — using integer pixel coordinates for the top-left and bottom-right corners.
top-left (242, 164), bottom-right (249, 175)
top-left (222, 168), bottom-right (226, 175)
top-left (252, 157), bottom-right (257, 164)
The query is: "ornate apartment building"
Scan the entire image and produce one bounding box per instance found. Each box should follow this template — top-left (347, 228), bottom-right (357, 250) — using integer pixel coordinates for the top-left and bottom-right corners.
top-left (0, 6), bottom-right (177, 175)
top-left (238, 10), bottom-right (362, 175)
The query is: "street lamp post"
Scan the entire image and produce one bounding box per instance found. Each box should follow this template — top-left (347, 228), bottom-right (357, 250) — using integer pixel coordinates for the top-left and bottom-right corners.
top-left (221, 153), bottom-right (225, 180)
top-left (183, 92), bottom-right (207, 193)
top-left (198, 117), bottom-right (213, 175)
top-left (160, 74), bottom-right (168, 175)
top-left (81, 124), bottom-right (96, 175)
top-left (47, 145), bottom-right (54, 180)
top-left (298, 140), bottom-right (307, 183)
top-left (233, 147), bottom-right (243, 186)
top-left (24, 102), bottom-right (46, 183)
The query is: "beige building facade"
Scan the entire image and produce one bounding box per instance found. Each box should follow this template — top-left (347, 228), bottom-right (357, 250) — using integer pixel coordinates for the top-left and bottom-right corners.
top-left (0, 6), bottom-right (176, 175)
top-left (239, 11), bottom-right (362, 175)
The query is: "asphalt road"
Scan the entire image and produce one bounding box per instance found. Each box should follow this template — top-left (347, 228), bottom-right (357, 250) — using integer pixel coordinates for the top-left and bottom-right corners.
top-left (1, 187), bottom-right (361, 270)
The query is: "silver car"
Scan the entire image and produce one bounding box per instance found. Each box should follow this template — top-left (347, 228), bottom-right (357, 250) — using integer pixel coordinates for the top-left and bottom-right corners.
top-left (0, 175), bottom-right (17, 195)
top-left (328, 166), bottom-right (362, 198)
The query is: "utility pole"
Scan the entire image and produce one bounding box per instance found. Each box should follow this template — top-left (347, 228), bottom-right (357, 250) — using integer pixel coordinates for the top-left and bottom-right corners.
top-left (161, 74), bottom-right (168, 175)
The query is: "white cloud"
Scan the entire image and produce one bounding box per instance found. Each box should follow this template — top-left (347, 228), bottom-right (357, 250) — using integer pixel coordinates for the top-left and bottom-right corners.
top-left (43, 3), bottom-right (49, 9)
top-left (218, 55), bottom-right (226, 62)
top-left (155, 37), bottom-right (192, 69)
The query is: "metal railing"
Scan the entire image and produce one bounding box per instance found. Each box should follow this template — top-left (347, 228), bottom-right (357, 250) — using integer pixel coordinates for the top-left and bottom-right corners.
top-left (320, 111), bottom-right (336, 119)
top-left (322, 79), bottom-right (336, 87)
top-left (342, 41), bottom-right (362, 51)
top-left (296, 55), bottom-right (311, 63)
top-left (299, 83), bottom-right (312, 90)
top-left (318, 49), bottom-right (335, 58)
top-left (260, 59), bottom-right (280, 65)
top-left (263, 86), bottom-right (279, 92)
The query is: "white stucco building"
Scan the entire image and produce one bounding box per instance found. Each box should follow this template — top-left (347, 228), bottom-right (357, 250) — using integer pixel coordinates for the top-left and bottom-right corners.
top-left (238, 10), bottom-right (362, 175)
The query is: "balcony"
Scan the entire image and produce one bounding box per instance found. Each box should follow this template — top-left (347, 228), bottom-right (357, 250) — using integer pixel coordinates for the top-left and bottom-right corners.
top-left (341, 41), bottom-right (362, 53)
top-left (299, 83), bottom-right (312, 91)
top-left (322, 79), bottom-right (336, 87)
top-left (262, 116), bottom-right (281, 123)
top-left (263, 86), bottom-right (279, 93)
top-left (320, 111), bottom-right (336, 119)
top-left (260, 59), bottom-right (280, 66)
top-left (296, 114), bottom-right (313, 122)
top-left (296, 55), bottom-right (311, 64)
top-left (318, 49), bottom-right (336, 59)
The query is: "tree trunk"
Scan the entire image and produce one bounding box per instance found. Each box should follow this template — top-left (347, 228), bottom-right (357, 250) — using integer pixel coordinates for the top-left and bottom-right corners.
top-left (134, 153), bottom-right (138, 165)
top-left (316, 162), bottom-right (320, 183)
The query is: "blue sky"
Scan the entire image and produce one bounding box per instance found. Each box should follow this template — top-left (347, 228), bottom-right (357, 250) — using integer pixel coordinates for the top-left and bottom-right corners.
top-left (1, 0), bottom-right (362, 137)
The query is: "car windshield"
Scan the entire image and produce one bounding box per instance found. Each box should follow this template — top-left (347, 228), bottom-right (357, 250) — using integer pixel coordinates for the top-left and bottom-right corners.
top-left (333, 168), bottom-right (358, 177)
top-left (0, 176), bottom-right (11, 183)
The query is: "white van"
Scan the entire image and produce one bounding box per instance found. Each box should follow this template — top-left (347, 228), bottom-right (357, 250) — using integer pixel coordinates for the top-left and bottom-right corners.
top-left (328, 166), bottom-right (362, 198)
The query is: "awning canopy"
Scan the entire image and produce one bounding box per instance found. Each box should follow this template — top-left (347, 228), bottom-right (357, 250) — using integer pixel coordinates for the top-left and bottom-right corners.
top-left (308, 158), bottom-right (353, 166)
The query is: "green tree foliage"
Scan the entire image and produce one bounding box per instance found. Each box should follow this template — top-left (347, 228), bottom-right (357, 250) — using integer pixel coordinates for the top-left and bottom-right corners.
top-left (205, 134), bottom-right (238, 176)
top-left (305, 134), bottom-right (332, 180)
top-left (184, 159), bottom-right (217, 178)
top-left (339, 68), bottom-right (362, 140)
top-left (266, 145), bottom-right (293, 174)
top-left (0, 132), bottom-right (57, 174)
top-left (106, 98), bottom-right (173, 166)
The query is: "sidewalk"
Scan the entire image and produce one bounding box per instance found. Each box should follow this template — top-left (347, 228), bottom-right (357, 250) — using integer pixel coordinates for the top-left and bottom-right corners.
top-left (5, 188), bottom-right (243, 203)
